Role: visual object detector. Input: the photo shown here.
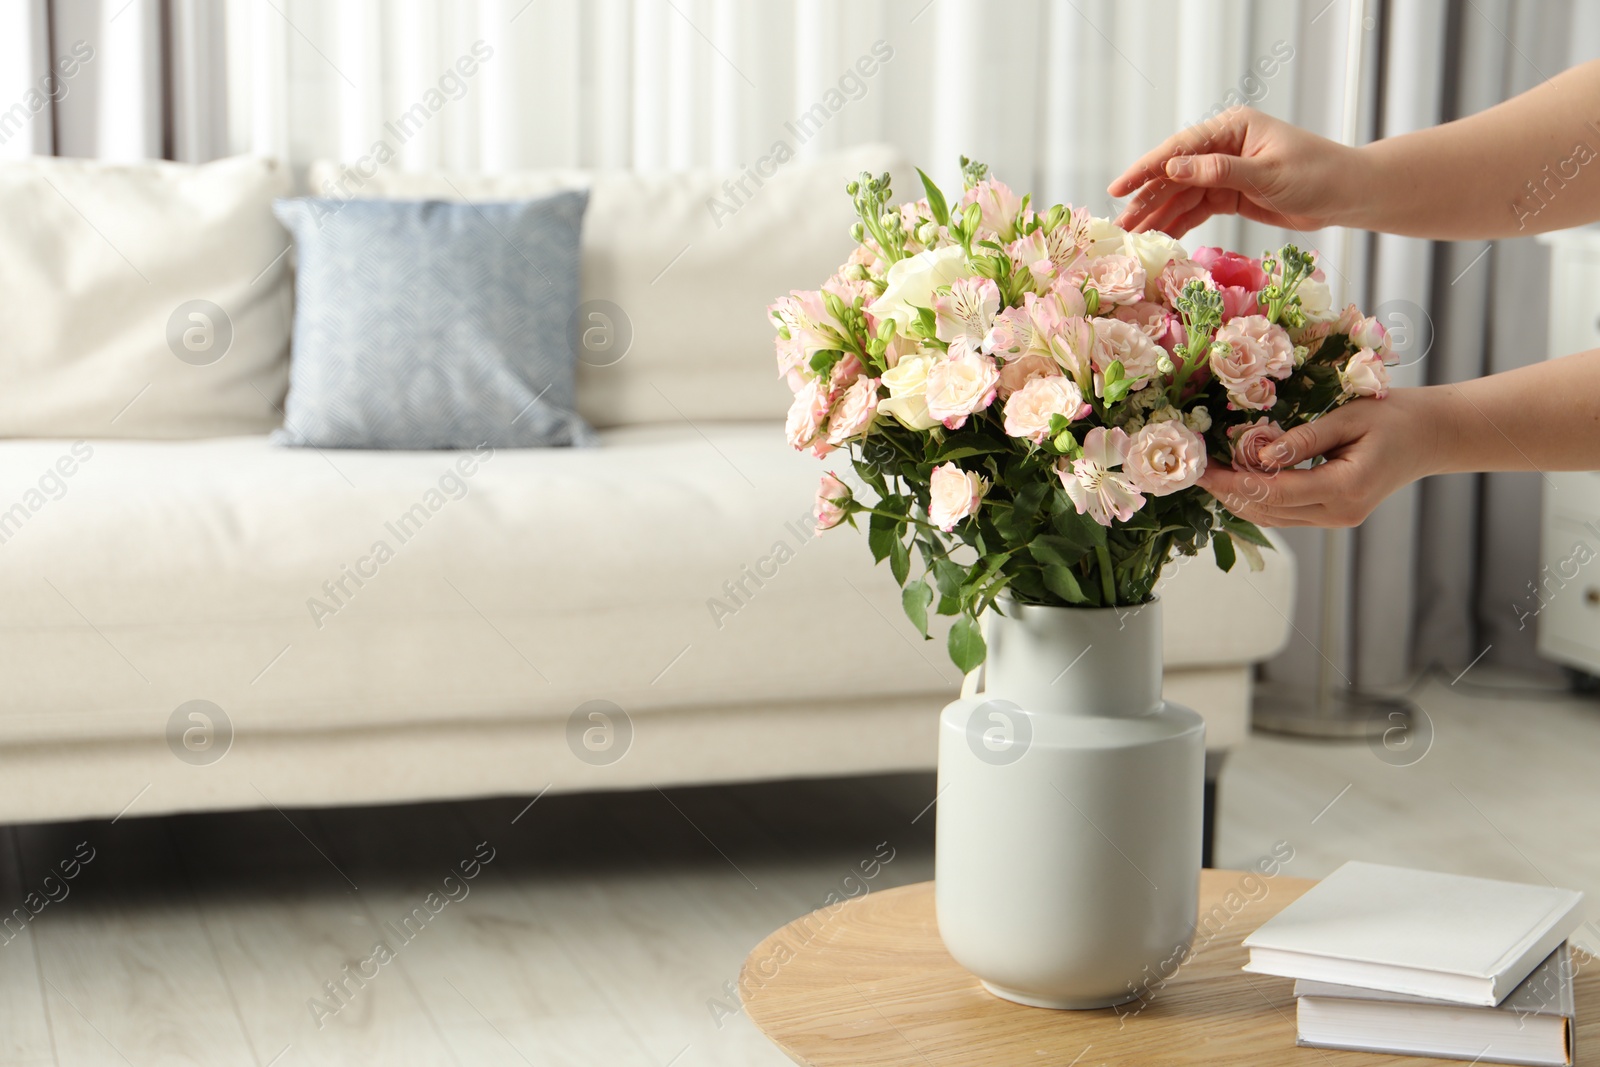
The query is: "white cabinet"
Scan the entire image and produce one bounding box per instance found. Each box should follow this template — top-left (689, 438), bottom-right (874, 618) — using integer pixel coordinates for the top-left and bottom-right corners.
top-left (1537, 230), bottom-right (1600, 676)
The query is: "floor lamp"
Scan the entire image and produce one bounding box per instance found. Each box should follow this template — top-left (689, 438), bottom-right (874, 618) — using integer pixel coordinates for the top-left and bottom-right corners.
top-left (1251, 0), bottom-right (1417, 740)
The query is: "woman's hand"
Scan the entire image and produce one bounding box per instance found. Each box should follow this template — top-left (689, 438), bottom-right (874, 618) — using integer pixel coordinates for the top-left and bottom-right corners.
top-left (1107, 107), bottom-right (1363, 238)
top-left (1198, 390), bottom-right (1453, 528)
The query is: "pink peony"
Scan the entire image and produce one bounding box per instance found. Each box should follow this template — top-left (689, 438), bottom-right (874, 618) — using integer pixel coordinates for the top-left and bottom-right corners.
top-left (814, 472), bottom-right (852, 532)
top-left (1058, 427), bottom-right (1145, 526)
top-left (1003, 375), bottom-right (1091, 443)
top-left (1191, 247), bottom-right (1268, 291)
top-left (1219, 286), bottom-right (1264, 320)
top-left (825, 376), bottom-right (880, 446)
top-left (1340, 348), bottom-right (1391, 398)
top-left (925, 349), bottom-right (1001, 429)
top-left (1227, 417), bottom-right (1287, 472)
top-left (1084, 254), bottom-right (1148, 307)
top-left (928, 462), bottom-right (988, 531)
top-left (1123, 419), bottom-right (1207, 497)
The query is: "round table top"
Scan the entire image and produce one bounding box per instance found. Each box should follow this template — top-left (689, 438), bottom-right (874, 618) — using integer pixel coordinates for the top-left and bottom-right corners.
top-left (742, 869), bottom-right (1599, 1066)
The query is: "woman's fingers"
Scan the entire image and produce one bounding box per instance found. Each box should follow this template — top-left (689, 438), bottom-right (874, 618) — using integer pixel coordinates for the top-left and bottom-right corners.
top-left (1199, 462), bottom-right (1347, 511)
top-left (1107, 114), bottom-right (1248, 198)
top-left (1261, 405), bottom-right (1367, 468)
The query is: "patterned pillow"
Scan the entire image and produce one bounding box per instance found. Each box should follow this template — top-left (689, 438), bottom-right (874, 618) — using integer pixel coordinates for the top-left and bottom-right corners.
top-left (271, 194), bottom-right (595, 449)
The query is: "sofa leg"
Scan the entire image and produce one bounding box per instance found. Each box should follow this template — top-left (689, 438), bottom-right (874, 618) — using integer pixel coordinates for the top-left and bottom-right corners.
top-left (1202, 750), bottom-right (1226, 870)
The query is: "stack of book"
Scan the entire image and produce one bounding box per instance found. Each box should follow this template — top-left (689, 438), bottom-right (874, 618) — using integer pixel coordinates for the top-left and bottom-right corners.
top-left (1242, 861), bottom-right (1585, 1066)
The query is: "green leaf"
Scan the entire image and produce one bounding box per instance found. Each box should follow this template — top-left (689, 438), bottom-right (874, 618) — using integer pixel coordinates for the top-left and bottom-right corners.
top-left (932, 558), bottom-right (966, 600)
top-left (868, 512), bottom-right (897, 564)
top-left (932, 432), bottom-right (1005, 463)
top-left (1042, 563), bottom-right (1089, 603)
top-left (1212, 531), bottom-right (1236, 573)
top-left (916, 167), bottom-right (950, 227)
top-left (948, 614), bottom-right (987, 674)
top-left (995, 481), bottom-right (1050, 542)
top-left (889, 533), bottom-right (911, 584)
top-left (1220, 514), bottom-right (1273, 548)
top-left (901, 580), bottom-right (934, 638)
top-left (1047, 497), bottom-right (1108, 553)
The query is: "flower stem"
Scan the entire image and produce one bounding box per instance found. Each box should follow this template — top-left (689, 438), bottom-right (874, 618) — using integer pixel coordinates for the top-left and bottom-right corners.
top-left (1094, 543), bottom-right (1116, 605)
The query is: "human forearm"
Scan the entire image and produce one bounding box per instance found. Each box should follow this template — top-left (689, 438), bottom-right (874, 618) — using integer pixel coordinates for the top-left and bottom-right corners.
top-left (1434, 350), bottom-right (1600, 474)
top-left (1341, 59), bottom-right (1600, 240)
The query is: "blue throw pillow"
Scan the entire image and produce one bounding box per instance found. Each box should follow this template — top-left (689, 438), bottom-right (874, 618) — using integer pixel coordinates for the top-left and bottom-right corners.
top-left (271, 194), bottom-right (595, 449)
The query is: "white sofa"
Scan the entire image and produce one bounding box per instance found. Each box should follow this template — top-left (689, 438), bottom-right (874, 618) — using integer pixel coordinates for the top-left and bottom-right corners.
top-left (0, 145), bottom-right (1293, 829)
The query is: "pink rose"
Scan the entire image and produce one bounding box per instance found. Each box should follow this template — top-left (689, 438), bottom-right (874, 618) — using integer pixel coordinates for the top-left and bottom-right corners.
top-left (925, 349), bottom-right (1001, 429)
top-left (831, 353), bottom-right (863, 391)
top-left (1123, 419), bottom-right (1207, 496)
top-left (1002, 375), bottom-right (1091, 443)
top-left (1340, 348), bottom-right (1390, 398)
top-left (1348, 316), bottom-right (1393, 359)
top-left (1191, 247), bottom-right (1267, 291)
top-left (785, 378), bottom-right (831, 453)
top-left (1230, 376), bottom-right (1277, 412)
top-left (1211, 316), bottom-right (1296, 395)
top-left (996, 351), bottom-right (1058, 398)
top-left (814, 473), bottom-right (853, 533)
top-left (928, 462), bottom-right (988, 531)
top-left (1090, 317), bottom-right (1165, 389)
top-left (1113, 301), bottom-right (1185, 354)
top-left (825, 376), bottom-right (880, 446)
top-left (1228, 417), bottom-right (1287, 472)
top-left (1084, 254), bottom-right (1147, 307)
top-left (1157, 257), bottom-right (1216, 306)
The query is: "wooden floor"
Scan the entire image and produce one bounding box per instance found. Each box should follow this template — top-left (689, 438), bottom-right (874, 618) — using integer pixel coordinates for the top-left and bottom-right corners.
top-left (0, 670), bottom-right (1594, 1066)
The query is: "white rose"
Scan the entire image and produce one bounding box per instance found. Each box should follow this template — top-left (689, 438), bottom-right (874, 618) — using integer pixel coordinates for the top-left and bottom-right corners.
top-left (1297, 276), bottom-right (1337, 323)
top-left (867, 245), bottom-right (970, 328)
top-left (1122, 230), bottom-right (1186, 298)
top-left (1123, 420), bottom-right (1207, 497)
top-left (924, 350), bottom-right (1001, 430)
top-left (1002, 375), bottom-right (1089, 443)
top-left (878, 352), bottom-right (940, 430)
top-left (1084, 215), bottom-right (1128, 258)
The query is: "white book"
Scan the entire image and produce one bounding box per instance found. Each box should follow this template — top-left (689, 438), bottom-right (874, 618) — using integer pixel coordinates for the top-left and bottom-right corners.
top-left (1242, 861), bottom-right (1584, 1006)
top-left (1295, 943), bottom-right (1576, 1066)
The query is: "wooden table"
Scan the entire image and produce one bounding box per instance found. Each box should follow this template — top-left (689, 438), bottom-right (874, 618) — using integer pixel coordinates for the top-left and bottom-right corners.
top-left (742, 869), bottom-right (1598, 1066)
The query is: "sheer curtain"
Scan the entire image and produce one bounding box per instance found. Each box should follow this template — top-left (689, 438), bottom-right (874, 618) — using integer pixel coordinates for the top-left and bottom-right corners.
top-left (0, 0), bottom-right (1589, 688)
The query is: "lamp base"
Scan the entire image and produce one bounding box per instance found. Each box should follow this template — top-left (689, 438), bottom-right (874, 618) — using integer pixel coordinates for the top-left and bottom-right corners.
top-left (1251, 683), bottom-right (1418, 742)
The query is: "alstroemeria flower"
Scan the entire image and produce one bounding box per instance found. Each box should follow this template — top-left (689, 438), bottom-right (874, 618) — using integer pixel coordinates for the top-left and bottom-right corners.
top-left (1058, 427), bottom-right (1146, 526)
top-left (933, 277), bottom-right (1001, 351)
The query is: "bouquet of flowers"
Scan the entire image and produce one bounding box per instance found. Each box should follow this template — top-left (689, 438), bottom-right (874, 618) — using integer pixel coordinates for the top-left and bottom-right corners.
top-left (771, 159), bottom-right (1392, 672)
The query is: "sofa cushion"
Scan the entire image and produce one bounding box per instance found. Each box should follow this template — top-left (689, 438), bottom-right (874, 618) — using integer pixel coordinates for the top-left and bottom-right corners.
top-left (0, 430), bottom-right (1292, 746)
top-left (306, 144), bottom-right (914, 429)
top-left (271, 194), bottom-right (595, 449)
top-left (0, 155), bottom-right (291, 438)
